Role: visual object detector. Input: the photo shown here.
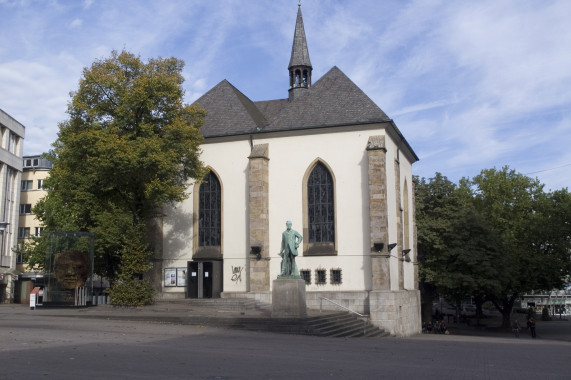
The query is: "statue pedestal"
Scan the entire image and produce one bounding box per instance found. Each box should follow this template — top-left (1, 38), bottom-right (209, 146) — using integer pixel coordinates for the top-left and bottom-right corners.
top-left (271, 278), bottom-right (307, 318)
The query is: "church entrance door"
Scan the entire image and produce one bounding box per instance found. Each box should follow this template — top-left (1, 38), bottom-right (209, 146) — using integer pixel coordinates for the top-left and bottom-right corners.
top-left (187, 260), bottom-right (222, 298)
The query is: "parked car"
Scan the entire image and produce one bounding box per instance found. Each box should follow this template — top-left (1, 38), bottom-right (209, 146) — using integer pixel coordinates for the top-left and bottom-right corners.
top-left (463, 304), bottom-right (477, 314)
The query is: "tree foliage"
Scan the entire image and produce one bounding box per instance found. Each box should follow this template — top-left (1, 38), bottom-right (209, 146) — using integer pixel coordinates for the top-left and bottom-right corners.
top-left (415, 173), bottom-right (503, 322)
top-left (28, 50), bottom-right (206, 305)
top-left (416, 167), bottom-right (571, 327)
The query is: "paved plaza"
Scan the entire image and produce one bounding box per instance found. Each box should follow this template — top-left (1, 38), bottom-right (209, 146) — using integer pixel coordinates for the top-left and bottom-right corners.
top-left (0, 303), bottom-right (570, 379)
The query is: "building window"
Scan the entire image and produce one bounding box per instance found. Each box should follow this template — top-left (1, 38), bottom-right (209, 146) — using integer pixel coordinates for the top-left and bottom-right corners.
top-left (330, 269), bottom-right (342, 285)
top-left (16, 252), bottom-right (25, 264)
top-left (300, 269), bottom-right (311, 285)
top-left (25, 159), bottom-right (32, 167)
top-left (37, 179), bottom-right (45, 189)
top-left (21, 180), bottom-right (33, 191)
top-left (308, 162), bottom-right (334, 243)
top-left (303, 160), bottom-right (336, 256)
top-left (8, 132), bottom-right (16, 153)
top-left (33, 158), bottom-right (39, 166)
top-left (198, 171), bottom-right (221, 247)
top-left (315, 269), bottom-right (327, 285)
top-left (18, 227), bottom-right (30, 239)
top-left (34, 227), bottom-right (44, 237)
top-left (19, 204), bottom-right (32, 214)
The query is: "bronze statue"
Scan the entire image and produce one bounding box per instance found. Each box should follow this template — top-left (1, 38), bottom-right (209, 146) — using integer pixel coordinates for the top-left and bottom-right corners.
top-left (278, 220), bottom-right (302, 278)
top-left (53, 251), bottom-right (88, 290)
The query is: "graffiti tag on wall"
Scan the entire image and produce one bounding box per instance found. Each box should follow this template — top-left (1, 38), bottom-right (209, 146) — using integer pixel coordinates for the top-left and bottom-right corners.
top-left (231, 266), bottom-right (243, 283)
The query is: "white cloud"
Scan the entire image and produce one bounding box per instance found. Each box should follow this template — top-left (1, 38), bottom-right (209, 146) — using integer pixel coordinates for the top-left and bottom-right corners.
top-left (0, 0), bottom-right (569, 190)
top-left (0, 59), bottom-right (74, 154)
top-left (70, 18), bottom-right (82, 28)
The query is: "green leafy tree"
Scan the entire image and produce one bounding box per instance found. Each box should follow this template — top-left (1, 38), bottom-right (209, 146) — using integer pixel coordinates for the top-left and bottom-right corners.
top-left (415, 173), bottom-right (459, 321)
top-left (30, 50), bottom-right (206, 305)
top-left (470, 167), bottom-right (558, 327)
top-left (416, 167), bottom-right (570, 327)
top-left (415, 174), bottom-right (502, 323)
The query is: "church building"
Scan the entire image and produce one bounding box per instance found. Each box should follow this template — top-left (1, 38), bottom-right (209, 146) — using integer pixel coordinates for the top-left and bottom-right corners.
top-left (159, 6), bottom-right (421, 336)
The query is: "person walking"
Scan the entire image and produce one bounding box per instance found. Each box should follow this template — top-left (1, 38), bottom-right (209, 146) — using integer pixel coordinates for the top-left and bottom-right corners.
top-left (512, 320), bottom-right (520, 338)
top-left (527, 317), bottom-right (536, 338)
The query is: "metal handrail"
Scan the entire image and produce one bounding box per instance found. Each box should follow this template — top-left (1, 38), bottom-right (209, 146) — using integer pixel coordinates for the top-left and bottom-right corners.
top-left (319, 296), bottom-right (368, 317)
top-left (319, 296), bottom-right (370, 335)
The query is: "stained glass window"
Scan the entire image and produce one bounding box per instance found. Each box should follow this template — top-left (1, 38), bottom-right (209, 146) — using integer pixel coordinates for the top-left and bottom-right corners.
top-left (198, 172), bottom-right (221, 247)
top-left (307, 162), bottom-right (334, 243)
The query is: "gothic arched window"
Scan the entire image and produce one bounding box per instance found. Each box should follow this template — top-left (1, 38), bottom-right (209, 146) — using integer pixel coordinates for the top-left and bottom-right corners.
top-left (307, 162), bottom-right (335, 244)
top-left (198, 171), bottom-right (221, 247)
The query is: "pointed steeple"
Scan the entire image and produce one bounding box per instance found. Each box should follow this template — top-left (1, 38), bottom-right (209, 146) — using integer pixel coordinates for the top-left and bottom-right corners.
top-left (288, 4), bottom-right (312, 101)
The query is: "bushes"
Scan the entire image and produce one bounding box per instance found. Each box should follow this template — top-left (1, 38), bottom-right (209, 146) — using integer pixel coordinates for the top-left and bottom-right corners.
top-left (109, 278), bottom-right (155, 306)
top-left (109, 227), bottom-right (155, 306)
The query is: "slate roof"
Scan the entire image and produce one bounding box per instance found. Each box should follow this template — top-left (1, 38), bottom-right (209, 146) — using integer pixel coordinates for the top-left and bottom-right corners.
top-left (263, 66), bottom-right (390, 132)
top-left (194, 66), bottom-right (391, 138)
top-left (194, 80), bottom-right (267, 137)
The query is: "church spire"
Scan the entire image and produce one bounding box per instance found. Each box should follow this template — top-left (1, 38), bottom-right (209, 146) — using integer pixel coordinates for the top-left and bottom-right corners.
top-left (288, 4), bottom-right (312, 101)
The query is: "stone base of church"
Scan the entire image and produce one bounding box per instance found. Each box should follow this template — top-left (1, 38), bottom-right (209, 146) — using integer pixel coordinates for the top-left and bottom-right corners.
top-left (271, 279), bottom-right (307, 318)
top-left (222, 290), bottom-right (272, 304)
top-left (368, 290), bottom-right (421, 337)
top-left (225, 289), bottom-right (421, 337)
top-left (155, 291), bottom-right (186, 300)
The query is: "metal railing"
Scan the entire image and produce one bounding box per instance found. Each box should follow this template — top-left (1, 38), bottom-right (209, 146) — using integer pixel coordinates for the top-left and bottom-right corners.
top-left (319, 296), bottom-right (369, 335)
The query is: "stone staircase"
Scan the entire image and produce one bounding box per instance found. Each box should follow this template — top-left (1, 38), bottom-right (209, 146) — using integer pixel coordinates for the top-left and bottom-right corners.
top-left (166, 298), bottom-right (389, 338)
top-left (306, 312), bottom-right (389, 338)
top-left (174, 297), bottom-right (261, 311)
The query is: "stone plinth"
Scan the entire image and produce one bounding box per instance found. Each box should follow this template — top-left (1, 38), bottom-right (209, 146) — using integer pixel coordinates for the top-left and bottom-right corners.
top-left (271, 279), bottom-right (307, 318)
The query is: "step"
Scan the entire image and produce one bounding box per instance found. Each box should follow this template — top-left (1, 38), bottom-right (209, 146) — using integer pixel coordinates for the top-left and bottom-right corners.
top-left (154, 301), bottom-right (388, 338)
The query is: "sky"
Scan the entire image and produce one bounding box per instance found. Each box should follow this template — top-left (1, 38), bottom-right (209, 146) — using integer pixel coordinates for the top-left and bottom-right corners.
top-left (1, 0), bottom-right (570, 191)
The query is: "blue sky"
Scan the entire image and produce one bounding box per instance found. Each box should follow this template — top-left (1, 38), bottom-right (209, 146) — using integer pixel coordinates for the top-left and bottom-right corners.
top-left (1, 0), bottom-right (570, 191)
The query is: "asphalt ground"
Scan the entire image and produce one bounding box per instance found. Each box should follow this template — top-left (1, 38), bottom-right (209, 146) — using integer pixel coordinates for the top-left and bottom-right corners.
top-left (5, 301), bottom-right (571, 341)
top-left (1, 303), bottom-right (570, 379)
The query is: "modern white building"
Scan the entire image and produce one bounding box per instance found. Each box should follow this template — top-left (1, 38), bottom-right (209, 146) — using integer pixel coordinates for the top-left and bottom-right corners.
top-left (157, 6), bottom-right (421, 335)
top-left (0, 108), bottom-right (25, 303)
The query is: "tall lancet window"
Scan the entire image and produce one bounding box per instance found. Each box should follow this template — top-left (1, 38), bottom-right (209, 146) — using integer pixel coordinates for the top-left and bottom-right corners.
top-left (307, 162), bottom-right (335, 244)
top-left (198, 171), bottom-right (221, 247)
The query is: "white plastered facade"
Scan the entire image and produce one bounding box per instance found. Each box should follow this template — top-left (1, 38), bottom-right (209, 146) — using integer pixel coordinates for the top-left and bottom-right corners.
top-left (160, 123), bottom-right (421, 336)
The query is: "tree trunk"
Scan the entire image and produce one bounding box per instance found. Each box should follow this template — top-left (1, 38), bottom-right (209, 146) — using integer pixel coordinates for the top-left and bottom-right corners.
top-left (420, 282), bottom-right (436, 322)
top-left (474, 294), bottom-right (485, 326)
top-left (492, 294), bottom-right (518, 328)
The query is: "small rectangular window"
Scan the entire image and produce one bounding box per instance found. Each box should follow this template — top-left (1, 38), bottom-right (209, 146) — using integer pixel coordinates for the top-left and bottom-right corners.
top-left (19, 204), bottom-right (32, 214)
top-left (37, 179), bottom-right (44, 189)
top-left (21, 180), bottom-right (33, 191)
top-left (25, 159), bottom-right (32, 167)
top-left (315, 269), bottom-right (327, 285)
top-left (300, 269), bottom-right (311, 285)
top-left (18, 227), bottom-right (30, 239)
top-left (8, 132), bottom-right (15, 153)
top-left (330, 269), bottom-right (342, 285)
top-left (33, 158), bottom-right (39, 166)
top-left (16, 252), bottom-right (25, 264)
top-left (34, 227), bottom-right (44, 237)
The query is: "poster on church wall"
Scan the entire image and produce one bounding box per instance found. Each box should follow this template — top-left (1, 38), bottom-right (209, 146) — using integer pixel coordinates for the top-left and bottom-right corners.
top-left (164, 268), bottom-right (176, 287)
top-left (177, 268), bottom-right (186, 287)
